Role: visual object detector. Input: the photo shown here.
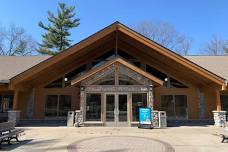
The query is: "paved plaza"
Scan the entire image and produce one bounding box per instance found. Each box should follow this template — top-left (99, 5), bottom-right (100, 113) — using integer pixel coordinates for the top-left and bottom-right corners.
top-left (1, 126), bottom-right (228, 152)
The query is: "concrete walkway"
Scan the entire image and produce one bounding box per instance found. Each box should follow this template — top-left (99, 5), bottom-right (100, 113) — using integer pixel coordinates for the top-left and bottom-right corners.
top-left (1, 126), bottom-right (228, 152)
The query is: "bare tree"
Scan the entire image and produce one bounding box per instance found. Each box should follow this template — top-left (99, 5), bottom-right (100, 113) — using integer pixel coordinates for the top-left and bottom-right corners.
top-left (134, 21), bottom-right (192, 55)
top-left (0, 25), bottom-right (37, 56)
top-left (201, 35), bottom-right (225, 55)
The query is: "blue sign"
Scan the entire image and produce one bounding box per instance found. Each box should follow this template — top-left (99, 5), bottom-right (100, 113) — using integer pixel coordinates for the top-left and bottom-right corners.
top-left (139, 108), bottom-right (152, 125)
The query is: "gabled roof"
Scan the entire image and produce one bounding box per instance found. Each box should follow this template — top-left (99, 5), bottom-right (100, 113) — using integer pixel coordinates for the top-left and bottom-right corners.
top-left (7, 21), bottom-right (227, 88)
top-left (0, 56), bottom-right (51, 82)
top-left (71, 57), bottom-right (164, 86)
top-left (1, 55), bottom-right (228, 85)
top-left (185, 56), bottom-right (228, 81)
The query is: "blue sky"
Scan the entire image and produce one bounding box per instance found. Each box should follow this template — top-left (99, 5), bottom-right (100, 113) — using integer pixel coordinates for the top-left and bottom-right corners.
top-left (0, 0), bottom-right (227, 54)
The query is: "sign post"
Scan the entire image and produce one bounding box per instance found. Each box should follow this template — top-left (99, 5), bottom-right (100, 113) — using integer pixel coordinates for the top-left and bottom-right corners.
top-left (139, 108), bottom-right (152, 129)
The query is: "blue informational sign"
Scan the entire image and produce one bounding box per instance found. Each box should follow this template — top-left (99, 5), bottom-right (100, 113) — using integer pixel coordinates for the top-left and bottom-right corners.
top-left (139, 108), bottom-right (152, 125)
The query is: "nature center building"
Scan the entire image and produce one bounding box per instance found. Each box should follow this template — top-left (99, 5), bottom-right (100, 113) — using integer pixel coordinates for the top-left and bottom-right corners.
top-left (0, 22), bottom-right (228, 126)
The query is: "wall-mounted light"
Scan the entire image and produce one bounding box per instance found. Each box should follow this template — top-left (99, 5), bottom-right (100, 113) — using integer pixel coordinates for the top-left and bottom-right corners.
top-left (164, 78), bottom-right (168, 82)
top-left (148, 84), bottom-right (153, 91)
top-left (80, 86), bottom-right (85, 91)
top-left (64, 77), bottom-right (68, 82)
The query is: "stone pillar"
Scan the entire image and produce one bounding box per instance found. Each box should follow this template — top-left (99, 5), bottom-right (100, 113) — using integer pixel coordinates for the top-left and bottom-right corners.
top-left (27, 88), bottom-right (35, 119)
top-left (75, 110), bottom-right (83, 127)
top-left (212, 111), bottom-right (227, 127)
top-left (148, 84), bottom-right (153, 110)
top-left (8, 110), bottom-right (21, 125)
top-left (75, 86), bottom-right (85, 126)
top-left (197, 88), bottom-right (205, 119)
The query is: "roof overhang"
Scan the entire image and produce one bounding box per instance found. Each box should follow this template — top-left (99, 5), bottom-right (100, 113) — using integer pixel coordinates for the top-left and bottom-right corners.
top-left (9, 21), bottom-right (226, 90)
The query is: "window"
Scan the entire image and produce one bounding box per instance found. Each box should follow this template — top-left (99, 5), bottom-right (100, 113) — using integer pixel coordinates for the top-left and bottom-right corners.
top-left (119, 74), bottom-right (140, 85)
top-left (221, 95), bottom-right (228, 120)
top-left (45, 78), bottom-right (63, 88)
top-left (59, 95), bottom-right (71, 116)
top-left (0, 95), bottom-right (13, 112)
top-left (132, 93), bottom-right (147, 121)
top-left (86, 94), bottom-right (101, 121)
top-left (65, 64), bottom-right (86, 86)
top-left (160, 95), bottom-right (188, 119)
top-left (92, 72), bottom-right (115, 85)
top-left (45, 95), bottom-right (71, 117)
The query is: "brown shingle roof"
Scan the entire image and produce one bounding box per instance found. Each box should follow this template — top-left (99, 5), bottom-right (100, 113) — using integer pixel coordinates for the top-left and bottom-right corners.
top-left (0, 55), bottom-right (227, 83)
top-left (185, 56), bottom-right (228, 80)
top-left (0, 56), bottom-right (51, 82)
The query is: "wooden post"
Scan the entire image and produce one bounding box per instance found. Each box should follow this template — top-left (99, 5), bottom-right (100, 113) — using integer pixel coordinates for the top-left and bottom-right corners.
top-left (115, 30), bottom-right (118, 57)
top-left (115, 64), bottom-right (119, 85)
top-left (13, 90), bottom-right (19, 110)
top-left (216, 90), bottom-right (221, 111)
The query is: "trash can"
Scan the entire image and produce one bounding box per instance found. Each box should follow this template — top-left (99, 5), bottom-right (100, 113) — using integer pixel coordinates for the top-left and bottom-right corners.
top-left (67, 111), bottom-right (75, 127)
top-left (159, 111), bottom-right (167, 128)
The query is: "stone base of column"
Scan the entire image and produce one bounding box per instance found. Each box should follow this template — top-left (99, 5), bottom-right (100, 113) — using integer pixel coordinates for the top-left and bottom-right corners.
top-left (74, 110), bottom-right (84, 127)
top-left (212, 110), bottom-right (227, 127)
top-left (8, 110), bottom-right (21, 126)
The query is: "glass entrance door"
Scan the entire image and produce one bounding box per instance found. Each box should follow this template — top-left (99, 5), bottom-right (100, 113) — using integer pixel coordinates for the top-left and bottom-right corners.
top-left (105, 93), bottom-right (129, 126)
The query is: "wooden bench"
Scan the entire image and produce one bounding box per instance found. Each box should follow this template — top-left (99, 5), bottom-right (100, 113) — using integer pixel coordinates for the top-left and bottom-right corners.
top-left (0, 121), bottom-right (24, 148)
top-left (221, 134), bottom-right (228, 143)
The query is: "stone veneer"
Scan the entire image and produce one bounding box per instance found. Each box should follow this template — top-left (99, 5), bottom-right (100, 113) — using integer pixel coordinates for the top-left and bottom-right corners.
top-left (8, 110), bottom-right (21, 125)
top-left (212, 111), bottom-right (227, 127)
top-left (75, 110), bottom-right (84, 127)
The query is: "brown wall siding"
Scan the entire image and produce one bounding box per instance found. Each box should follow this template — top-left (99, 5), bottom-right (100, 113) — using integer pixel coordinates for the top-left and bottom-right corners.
top-left (17, 91), bottom-right (29, 119)
top-left (203, 88), bottom-right (216, 119)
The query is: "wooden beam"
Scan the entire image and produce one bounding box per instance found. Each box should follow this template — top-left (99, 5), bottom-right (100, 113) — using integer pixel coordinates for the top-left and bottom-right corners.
top-left (118, 40), bottom-right (218, 88)
top-left (118, 30), bottom-right (224, 86)
top-left (71, 58), bottom-right (164, 86)
top-left (216, 90), bottom-right (221, 111)
top-left (10, 24), bottom-right (117, 85)
top-left (20, 41), bottom-right (115, 87)
top-left (0, 84), bottom-right (10, 91)
top-left (13, 90), bottom-right (19, 110)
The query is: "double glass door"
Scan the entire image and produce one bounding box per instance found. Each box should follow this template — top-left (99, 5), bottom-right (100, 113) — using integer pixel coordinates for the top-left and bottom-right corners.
top-left (105, 93), bottom-right (128, 126)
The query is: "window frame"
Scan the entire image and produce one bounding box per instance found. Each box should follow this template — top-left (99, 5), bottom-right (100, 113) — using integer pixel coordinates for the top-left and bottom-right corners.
top-left (45, 95), bottom-right (72, 118)
top-left (85, 93), bottom-right (102, 121)
top-left (160, 94), bottom-right (188, 119)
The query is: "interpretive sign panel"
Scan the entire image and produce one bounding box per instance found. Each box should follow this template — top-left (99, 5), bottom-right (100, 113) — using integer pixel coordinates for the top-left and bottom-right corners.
top-left (139, 108), bottom-right (152, 128)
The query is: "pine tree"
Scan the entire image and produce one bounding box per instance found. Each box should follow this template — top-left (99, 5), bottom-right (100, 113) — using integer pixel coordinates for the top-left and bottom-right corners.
top-left (38, 3), bottom-right (80, 55)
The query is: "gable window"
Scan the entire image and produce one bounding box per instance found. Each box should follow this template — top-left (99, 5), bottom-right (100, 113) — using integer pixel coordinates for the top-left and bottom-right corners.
top-left (45, 95), bottom-right (71, 117)
top-left (45, 78), bottom-right (63, 88)
top-left (65, 64), bottom-right (86, 86)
